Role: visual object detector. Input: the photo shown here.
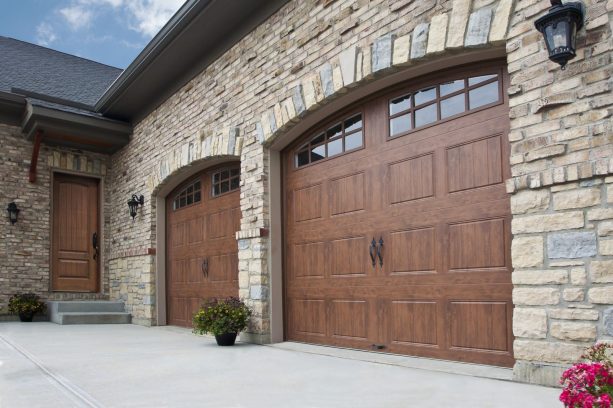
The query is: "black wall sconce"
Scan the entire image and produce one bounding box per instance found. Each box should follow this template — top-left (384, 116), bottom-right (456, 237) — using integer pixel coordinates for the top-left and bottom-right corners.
top-left (535, 0), bottom-right (584, 69)
top-left (7, 202), bottom-right (20, 225)
top-left (127, 194), bottom-right (144, 220)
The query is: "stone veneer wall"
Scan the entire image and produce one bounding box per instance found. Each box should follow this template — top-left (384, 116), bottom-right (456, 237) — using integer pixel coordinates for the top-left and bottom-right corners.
top-left (0, 123), bottom-right (113, 315)
top-left (107, 0), bottom-right (613, 386)
top-left (504, 0), bottom-right (613, 386)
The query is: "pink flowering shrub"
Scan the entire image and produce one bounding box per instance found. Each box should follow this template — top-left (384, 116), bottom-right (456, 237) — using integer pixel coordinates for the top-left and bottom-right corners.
top-left (560, 344), bottom-right (613, 408)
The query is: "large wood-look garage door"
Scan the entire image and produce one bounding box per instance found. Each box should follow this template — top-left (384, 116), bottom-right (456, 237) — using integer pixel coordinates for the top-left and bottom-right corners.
top-left (166, 164), bottom-right (241, 327)
top-left (283, 62), bottom-right (514, 367)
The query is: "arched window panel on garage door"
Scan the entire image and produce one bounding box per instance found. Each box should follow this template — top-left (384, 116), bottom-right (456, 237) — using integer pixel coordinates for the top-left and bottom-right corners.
top-left (389, 71), bottom-right (502, 138)
top-left (295, 113), bottom-right (363, 168)
top-left (212, 166), bottom-right (240, 197)
top-left (173, 178), bottom-right (202, 210)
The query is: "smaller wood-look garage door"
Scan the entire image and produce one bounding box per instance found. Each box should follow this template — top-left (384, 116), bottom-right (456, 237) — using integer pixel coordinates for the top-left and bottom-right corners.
top-left (166, 164), bottom-right (241, 327)
top-left (283, 62), bottom-right (514, 367)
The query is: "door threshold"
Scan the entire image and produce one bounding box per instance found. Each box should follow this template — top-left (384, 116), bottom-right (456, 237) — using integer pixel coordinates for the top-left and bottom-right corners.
top-left (268, 342), bottom-right (513, 381)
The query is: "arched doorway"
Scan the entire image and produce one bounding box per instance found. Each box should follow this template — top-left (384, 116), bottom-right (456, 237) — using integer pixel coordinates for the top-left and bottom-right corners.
top-left (165, 162), bottom-right (241, 327)
top-left (282, 61), bottom-right (514, 366)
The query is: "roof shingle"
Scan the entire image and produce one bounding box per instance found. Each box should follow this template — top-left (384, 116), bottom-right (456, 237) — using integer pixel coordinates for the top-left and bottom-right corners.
top-left (0, 36), bottom-right (122, 108)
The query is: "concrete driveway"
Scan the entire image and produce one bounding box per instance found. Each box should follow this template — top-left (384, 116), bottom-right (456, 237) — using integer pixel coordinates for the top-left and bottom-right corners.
top-left (0, 323), bottom-right (560, 407)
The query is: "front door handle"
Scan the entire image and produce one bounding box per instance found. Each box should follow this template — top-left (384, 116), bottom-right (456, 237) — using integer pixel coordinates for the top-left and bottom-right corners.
top-left (202, 258), bottom-right (209, 278)
top-left (92, 232), bottom-right (99, 261)
top-left (369, 238), bottom-right (377, 267)
top-left (377, 236), bottom-right (384, 267)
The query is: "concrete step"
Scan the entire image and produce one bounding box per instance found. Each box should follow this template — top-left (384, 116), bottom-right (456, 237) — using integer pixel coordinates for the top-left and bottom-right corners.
top-left (47, 301), bottom-right (131, 325)
top-left (54, 312), bottom-right (132, 325)
top-left (48, 301), bottom-right (126, 313)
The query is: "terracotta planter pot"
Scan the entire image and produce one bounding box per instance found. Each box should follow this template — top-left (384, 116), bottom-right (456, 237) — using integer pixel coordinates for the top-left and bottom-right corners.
top-left (214, 332), bottom-right (237, 346)
top-left (18, 311), bottom-right (34, 322)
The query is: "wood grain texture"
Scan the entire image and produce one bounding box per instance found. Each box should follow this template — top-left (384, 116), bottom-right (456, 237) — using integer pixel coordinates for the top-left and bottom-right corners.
top-left (166, 164), bottom-right (240, 327)
top-left (283, 62), bottom-right (514, 367)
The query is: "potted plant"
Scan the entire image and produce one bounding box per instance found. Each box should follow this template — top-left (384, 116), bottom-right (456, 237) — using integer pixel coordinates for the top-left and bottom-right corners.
top-left (560, 343), bottom-right (613, 407)
top-left (192, 297), bottom-right (251, 346)
top-left (8, 293), bottom-right (46, 322)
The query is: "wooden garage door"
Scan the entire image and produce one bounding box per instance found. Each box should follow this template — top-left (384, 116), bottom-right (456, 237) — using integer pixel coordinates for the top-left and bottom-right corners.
top-left (283, 62), bottom-right (514, 367)
top-left (166, 164), bottom-right (241, 327)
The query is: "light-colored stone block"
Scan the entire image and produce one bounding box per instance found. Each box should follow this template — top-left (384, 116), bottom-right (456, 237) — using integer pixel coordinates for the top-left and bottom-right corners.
top-left (447, 0), bottom-right (471, 48)
top-left (510, 189), bottom-right (550, 214)
top-left (553, 188), bottom-right (601, 210)
top-left (512, 236), bottom-right (544, 268)
top-left (513, 308), bottom-right (547, 338)
top-left (562, 288), bottom-right (584, 302)
top-left (550, 322), bottom-right (596, 342)
top-left (512, 212), bottom-right (584, 234)
top-left (512, 270), bottom-right (568, 285)
top-left (589, 286), bottom-right (613, 303)
top-left (392, 34), bottom-right (411, 66)
top-left (513, 288), bottom-right (560, 306)
top-left (591, 260), bottom-right (613, 283)
top-left (600, 240), bottom-right (613, 256)
top-left (339, 46), bottom-right (358, 86)
top-left (514, 340), bottom-right (585, 363)
top-left (549, 309), bottom-right (599, 320)
top-left (489, 0), bottom-right (513, 43)
top-left (426, 14), bottom-right (448, 54)
top-left (599, 221), bottom-right (613, 237)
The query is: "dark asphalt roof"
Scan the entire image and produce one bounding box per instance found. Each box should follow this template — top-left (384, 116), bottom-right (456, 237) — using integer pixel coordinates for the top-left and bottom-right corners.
top-left (0, 36), bottom-right (122, 109)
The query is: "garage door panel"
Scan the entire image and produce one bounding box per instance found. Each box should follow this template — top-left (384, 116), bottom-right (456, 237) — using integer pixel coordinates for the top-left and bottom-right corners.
top-left (449, 301), bottom-right (510, 352)
top-left (330, 236), bottom-right (368, 277)
top-left (390, 300), bottom-right (438, 346)
top-left (388, 227), bottom-right (437, 275)
top-left (330, 172), bottom-right (366, 216)
top-left (330, 300), bottom-right (369, 340)
top-left (208, 208), bottom-right (234, 239)
top-left (291, 299), bottom-right (327, 337)
top-left (447, 135), bottom-right (503, 193)
top-left (187, 216), bottom-right (206, 244)
top-left (172, 222), bottom-right (187, 247)
top-left (209, 253), bottom-right (236, 282)
top-left (293, 184), bottom-right (323, 222)
top-left (291, 241), bottom-right (326, 279)
top-left (388, 154), bottom-right (435, 204)
top-left (448, 218), bottom-right (507, 271)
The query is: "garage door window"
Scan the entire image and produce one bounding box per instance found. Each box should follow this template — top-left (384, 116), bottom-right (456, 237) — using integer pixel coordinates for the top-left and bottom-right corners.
top-left (295, 113), bottom-right (363, 168)
top-left (389, 72), bottom-right (501, 138)
top-left (212, 167), bottom-right (240, 197)
top-left (172, 179), bottom-right (201, 210)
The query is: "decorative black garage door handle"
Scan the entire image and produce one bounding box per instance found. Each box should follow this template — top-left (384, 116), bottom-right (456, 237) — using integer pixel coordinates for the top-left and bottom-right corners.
top-left (369, 238), bottom-right (377, 267)
top-left (377, 237), bottom-right (384, 267)
top-left (202, 258), bottom-right (209, 278)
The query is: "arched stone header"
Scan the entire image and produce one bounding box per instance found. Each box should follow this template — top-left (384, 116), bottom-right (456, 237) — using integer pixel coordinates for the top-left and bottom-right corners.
top-left (255, 0), bottom-right (514, 145)
top-left (146, 127), bottom-right (243, 195)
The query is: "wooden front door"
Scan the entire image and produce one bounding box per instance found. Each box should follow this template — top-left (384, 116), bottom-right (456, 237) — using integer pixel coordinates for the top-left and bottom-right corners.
top-left (52, 174), bottom-right (100, 292)
top-left (283, 62), bottom-right (514, 367)
top-left (166, 164), bottom-right (241, 327)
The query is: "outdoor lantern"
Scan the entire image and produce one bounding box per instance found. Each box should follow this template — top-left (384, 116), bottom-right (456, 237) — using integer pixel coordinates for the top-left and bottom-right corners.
top-left (127, 194), bottom-right (144, 220)
top-left (534, 0), bottom-right (584, 69)
top-left (7, 202), bottom-right (19, 224)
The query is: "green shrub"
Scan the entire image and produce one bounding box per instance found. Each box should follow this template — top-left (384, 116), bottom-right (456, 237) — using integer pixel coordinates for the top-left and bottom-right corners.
top-left (192, 297), bottom-right (251, 336)
top-left (8, 293), bottom-right (46, 315)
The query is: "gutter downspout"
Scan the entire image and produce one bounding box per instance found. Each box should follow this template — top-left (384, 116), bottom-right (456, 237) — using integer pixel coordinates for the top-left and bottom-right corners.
top-left (29, 130), bottom-right (43, 183)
